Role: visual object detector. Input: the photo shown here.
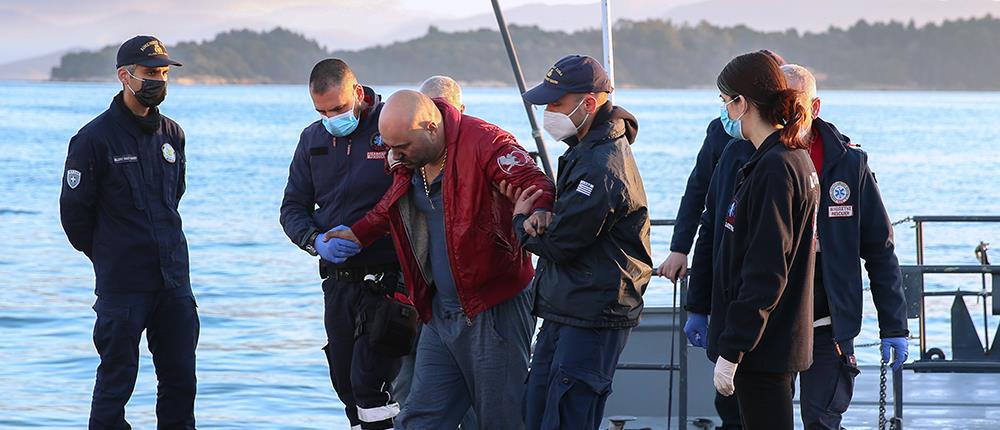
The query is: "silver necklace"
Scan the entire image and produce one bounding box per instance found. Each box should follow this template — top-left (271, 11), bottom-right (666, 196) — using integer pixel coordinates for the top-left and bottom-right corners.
top-left (420, 148), bottom-right (447, 209)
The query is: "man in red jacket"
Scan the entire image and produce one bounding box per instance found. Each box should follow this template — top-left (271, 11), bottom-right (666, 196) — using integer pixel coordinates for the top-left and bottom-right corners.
top-left (327, 90), bottom-right (555, 429)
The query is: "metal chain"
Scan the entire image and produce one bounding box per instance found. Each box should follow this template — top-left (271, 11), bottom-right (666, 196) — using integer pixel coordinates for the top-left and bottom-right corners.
top-left (891, 216), bottom-right (913, 227)
top-left (879, 343), bottom-right (888, 430)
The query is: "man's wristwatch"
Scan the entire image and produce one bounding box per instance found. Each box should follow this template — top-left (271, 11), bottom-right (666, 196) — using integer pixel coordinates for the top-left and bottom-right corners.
top-left (303, 230), bottom-right (321, 256)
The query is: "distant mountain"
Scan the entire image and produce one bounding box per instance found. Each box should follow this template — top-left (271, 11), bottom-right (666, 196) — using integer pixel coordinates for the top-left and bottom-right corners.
top-left (49, 16), bottom-right (1000, 90)
top-left (0, 49), bottom-right (77, 81)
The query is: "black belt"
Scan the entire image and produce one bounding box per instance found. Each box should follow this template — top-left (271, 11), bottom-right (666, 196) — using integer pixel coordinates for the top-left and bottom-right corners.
top-left (320, 262), bottom-right (400, 282)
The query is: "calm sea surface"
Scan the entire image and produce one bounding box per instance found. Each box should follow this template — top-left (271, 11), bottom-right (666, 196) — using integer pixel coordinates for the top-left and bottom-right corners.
top-left (2, 82), bottom-right (999, 428)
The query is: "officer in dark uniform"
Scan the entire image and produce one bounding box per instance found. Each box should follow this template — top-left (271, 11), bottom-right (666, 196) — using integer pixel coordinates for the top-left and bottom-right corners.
top-left (279, 58), bottom-right (402, 430)
top-left (59, 35), bottom-right (199, 429)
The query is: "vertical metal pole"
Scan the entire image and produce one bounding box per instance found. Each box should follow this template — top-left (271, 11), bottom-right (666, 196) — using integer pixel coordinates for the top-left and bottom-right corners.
top-left (915, 221), bottom-right (926, 359)
top-left (490, 0), bottom-right (555, 180)
top-left (892, 366), bottom-right (904, 427)
top-left (915, 221), bottom-right (924, 265)
top-left (601, 0), bottom-right (616, 103)
top-left (679, 277), bottom-right (689, 429)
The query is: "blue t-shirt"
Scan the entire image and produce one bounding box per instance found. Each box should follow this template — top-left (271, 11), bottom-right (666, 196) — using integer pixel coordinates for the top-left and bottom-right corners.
top-left (410, 170), bottom-right (461, 312)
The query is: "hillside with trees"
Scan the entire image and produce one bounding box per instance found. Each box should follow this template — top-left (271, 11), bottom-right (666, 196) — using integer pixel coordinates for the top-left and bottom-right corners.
top-left (51, 17), bottom-right (1000, 90)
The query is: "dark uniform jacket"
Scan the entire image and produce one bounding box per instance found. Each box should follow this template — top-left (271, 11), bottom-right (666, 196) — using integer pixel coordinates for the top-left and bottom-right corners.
top-left (60, 92), bottom-right (190, 295)
top-left (709, 131), bottom-right (820, 372)
top-left (670, 118), bottom-right (732, 254)
top-left (515, 102), bottom-right (653, 329)
top-left (685, 138), bottom-right (755, 315)
top-left (279, 86), bottom-right (397, 270)
top-left (810, 118), bottom-right (908, 341)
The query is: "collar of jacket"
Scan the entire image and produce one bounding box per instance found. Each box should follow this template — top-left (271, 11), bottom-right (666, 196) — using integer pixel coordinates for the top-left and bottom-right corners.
top-left (434, 96), bottom-right (464, 156)
top-left (737, 130), bottom-right (785, 183)
top-left (355, 85), bottom-right (381, 130)
top-left (110, 91), bottom-right (161, 137)
top-left (812, 117), bottom-right (850, 177)
top-left (565, 100), bottom-right (614, 148)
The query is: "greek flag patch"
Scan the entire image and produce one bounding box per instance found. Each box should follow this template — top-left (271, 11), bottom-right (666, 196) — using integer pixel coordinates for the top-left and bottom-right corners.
top-left (576, 180), bottom-right (594, 196)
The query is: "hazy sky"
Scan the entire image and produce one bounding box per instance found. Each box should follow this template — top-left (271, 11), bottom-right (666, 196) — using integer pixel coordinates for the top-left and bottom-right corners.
top-left (0, 0), bottom-right (992, 64)
top-left (0, 0), bottom-right (689, 63)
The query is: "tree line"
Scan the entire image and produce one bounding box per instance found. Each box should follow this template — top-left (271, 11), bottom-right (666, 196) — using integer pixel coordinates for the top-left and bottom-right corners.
top-left (51, 16), bottom-right (1000, 90)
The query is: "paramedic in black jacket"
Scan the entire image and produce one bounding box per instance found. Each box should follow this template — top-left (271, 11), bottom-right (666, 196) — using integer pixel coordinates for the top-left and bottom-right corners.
top-left (515, 55), bottom-right (652, 430)
top-left (662, 50), bottom-right (786, 430)
top-left (278, 59), bottom-right (401, 429)
top-left (59, 36), bottom-right (199, 429)
top-left (709, 51), bottom-right (819, 430)
top-left (781, 64), bottom-right (909, 430)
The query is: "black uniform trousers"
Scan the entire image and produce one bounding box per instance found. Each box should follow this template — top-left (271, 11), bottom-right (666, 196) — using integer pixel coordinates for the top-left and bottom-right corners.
top-left (322, 274), bottom-right (402, 429)
top-left (799, 326), bottom-right (859, 429)
top-left (733, 370), bottom-right (796, 430)
top-left (89, 290), bottom-right (199, 430)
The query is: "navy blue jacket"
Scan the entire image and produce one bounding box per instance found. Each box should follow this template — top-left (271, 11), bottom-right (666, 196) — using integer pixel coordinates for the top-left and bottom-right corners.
top-left (686, 138), bottom-right (755, 315)
top-left (670, 118), bottom-right (732, 254)
top-left (515, 103), bottom-right (652, 328)
top-left (810, 118), bottom-right (908, 341)
top-left (688, 118), bottom-right (909, 344)
top-left (60, 92), bottom-right (190, 295)
top-left (280, 86), bottom-right (397, 268)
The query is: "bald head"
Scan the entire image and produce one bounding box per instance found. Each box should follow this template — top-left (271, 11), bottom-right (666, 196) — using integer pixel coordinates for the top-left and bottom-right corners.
top-left (781, 64), bottom-right (817, 100)
top-left (420, 75), bottom-right (464, 113)
top-left (379, 90), bottom-right (446, 169)
top-left (782, 64), bottom-right (821, 120)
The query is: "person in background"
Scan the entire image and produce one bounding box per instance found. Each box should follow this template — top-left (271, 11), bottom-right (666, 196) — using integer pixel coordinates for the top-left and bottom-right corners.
top-left (515, 54), bottom-right (652, 430)
top-left (780, 64), bottom-right (908, 430)
top-left (279, 58), bottom-right (402, 430)
top-left (326, 89), bottom-right (555, 429)
top-left (59, 35), bottom-right (199, 429)
top-left (707, 51), bottom-right (819, 430)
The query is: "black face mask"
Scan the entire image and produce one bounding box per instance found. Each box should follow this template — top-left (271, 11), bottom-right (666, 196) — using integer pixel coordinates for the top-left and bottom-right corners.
top-left (125, 71), bottom-right (167, 107)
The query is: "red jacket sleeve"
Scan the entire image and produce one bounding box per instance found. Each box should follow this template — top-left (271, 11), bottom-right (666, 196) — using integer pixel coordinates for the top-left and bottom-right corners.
top-left (484, 133), bottom-right (555, 212)
top-left (352, 170), bottom-right (403, 247)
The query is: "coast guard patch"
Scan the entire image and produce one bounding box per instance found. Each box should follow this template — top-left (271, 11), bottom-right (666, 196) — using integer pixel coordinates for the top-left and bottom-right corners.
top-left (161, 143), bottom-right (176, 163)
top-left (66, 170), bottom-right (81, 189)
top-left (829, 181), bottom-right (850, 204)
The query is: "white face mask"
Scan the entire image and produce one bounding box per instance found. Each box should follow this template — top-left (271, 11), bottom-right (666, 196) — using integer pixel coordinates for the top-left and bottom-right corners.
top-left (543, 97), bottom-right (589, 142)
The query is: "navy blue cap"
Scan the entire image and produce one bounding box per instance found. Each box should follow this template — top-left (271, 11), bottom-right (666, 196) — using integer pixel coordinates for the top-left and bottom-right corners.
top-left (116, 35), bottom-right (182, 68)
top-left (523, 55), bottom-right (613, 105)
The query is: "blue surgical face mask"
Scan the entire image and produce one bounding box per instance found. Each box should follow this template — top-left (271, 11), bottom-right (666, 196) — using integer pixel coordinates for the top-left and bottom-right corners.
top-left (720, 95), bottom-right (746, 140)
top-left (322, 100), bottom-right (360, 137)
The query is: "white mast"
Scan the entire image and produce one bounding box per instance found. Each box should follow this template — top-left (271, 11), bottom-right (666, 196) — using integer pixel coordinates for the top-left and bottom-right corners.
top-left (601, 0), bottom-right (615, 102)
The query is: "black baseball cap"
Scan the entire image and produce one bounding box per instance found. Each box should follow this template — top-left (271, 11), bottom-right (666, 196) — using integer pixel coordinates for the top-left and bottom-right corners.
top-left (116, 35), bottom-right (182, 68)
top-left (522, 55), bottom-right (613, 105)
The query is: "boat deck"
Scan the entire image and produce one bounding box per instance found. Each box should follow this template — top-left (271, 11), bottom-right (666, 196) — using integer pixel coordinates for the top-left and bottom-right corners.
top-left (602, 307), bottom-right (1000, 429)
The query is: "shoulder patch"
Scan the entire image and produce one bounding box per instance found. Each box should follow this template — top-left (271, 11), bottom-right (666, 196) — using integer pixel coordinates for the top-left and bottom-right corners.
top-left (66, 169), bottom-right (81, 189)
top-left (497, 148), bottom-right (531, 174)
top-left (576, 180), bottom-right (594, 196)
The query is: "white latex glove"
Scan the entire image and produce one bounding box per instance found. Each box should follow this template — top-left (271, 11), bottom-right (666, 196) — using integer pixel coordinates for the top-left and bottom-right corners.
top-left (713, 356), bottom-right (738, 396)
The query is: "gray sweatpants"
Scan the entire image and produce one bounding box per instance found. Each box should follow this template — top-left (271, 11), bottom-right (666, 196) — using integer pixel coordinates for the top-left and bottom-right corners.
top-left (397, 287), bottom-right (534, 429)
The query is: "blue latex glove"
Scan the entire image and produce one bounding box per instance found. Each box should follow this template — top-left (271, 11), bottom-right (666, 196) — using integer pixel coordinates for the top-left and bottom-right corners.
top-left (881, 337), bottom-right (909, 371)
top-left (316, 226), bottom-right (361, 264)
top-left (684, 313), bottom-right (709, 348)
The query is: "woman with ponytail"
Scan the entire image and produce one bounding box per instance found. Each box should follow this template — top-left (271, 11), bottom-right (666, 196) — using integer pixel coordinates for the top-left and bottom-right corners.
top-left (705, 51), bottom-right (820, 430)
